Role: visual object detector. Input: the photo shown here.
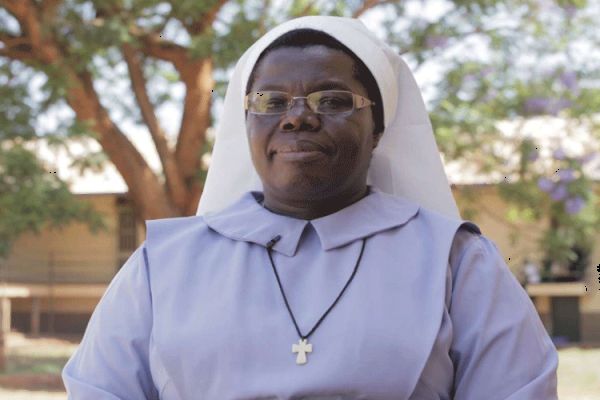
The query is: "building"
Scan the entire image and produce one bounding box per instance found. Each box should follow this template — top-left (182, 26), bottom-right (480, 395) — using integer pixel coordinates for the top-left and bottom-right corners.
top-left (1, 120), bottom-right (599, 342)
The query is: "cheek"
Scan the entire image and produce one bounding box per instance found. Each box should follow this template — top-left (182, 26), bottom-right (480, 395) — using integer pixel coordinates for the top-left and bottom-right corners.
top-left (332, 120), bottom-right (372, 159)
top-left (246, 119), bottom-right (278, 172)
top-left (246, 120), bottom-right (267, 149)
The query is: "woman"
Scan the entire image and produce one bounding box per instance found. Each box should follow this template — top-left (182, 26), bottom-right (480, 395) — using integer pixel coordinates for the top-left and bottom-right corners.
top-left (63, 16), bottom-right (558, 399)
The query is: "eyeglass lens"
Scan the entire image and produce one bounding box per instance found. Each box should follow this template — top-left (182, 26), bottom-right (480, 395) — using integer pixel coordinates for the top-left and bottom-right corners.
top-left (248, 91), bottom-right (355, 114)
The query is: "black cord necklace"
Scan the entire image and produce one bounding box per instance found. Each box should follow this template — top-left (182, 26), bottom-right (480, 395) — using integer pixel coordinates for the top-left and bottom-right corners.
top-left (265, 235), bottom-right (367, 365)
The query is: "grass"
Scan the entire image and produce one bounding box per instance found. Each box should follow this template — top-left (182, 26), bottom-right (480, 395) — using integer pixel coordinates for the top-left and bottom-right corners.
top-left (1, 334), bottom-right (78, 375)
top-left (0, 332), bottom-right (598, 399)
top-left (0, 332), bottom-right (78, 399)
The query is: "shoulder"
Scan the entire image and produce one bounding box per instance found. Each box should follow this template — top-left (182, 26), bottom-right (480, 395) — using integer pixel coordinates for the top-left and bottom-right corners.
top-left (396, 196), bottom-right (481, 248)
top-left (414, 202), bottom-right (480, 234)
top-left (447, 225), bottom-right (515, 294)
top-left (146, 214), bottom-right (208, 233)
top-left (145, 215), bottom-right (216, 253)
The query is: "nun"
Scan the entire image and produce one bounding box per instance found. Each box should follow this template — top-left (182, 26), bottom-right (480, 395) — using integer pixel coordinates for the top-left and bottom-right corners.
top-left (62, 16), bottom-right (558, 399)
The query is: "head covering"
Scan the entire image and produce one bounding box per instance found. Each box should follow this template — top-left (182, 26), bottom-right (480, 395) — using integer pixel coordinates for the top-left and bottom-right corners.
top-left (197, 16), bottom-right (460, 218)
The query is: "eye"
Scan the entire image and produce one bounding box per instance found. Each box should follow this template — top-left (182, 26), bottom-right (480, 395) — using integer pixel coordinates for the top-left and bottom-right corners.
top-left (261, 93), bottom-right (288, 111)
top-left (265, 97), bottom-right (287, 108)
top-left (320, 96), bottom-right (345, 107)
top-left (316, 92), bottom-right (353, 112)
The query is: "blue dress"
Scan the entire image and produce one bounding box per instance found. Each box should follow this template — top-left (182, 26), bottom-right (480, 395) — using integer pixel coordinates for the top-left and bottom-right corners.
top-left (62, 188), bottom-right (558, 399)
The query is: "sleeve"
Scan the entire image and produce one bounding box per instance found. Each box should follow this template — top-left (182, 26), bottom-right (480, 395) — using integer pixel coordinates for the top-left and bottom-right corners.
top-left (62, 243), bottom-right (159, 400)
top-left (448, 231), bottom-right (558, 400)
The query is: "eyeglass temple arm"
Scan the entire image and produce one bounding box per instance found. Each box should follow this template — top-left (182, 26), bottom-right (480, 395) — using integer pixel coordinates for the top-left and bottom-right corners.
top-left (353, 94), bottom-right (375, 109)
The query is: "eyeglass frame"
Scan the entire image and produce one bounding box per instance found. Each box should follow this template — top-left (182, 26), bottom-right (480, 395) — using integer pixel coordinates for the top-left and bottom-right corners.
top-left (244, 90), bottom-right (376, 115)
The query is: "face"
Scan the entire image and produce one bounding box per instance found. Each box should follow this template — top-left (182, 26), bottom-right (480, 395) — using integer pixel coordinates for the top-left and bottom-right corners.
top-left (246, 46), bottom-right (380, 203)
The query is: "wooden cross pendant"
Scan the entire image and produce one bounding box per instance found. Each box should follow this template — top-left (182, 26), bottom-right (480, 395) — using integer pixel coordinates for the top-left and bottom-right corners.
top-left (292, 338), bottom-right (312, 365)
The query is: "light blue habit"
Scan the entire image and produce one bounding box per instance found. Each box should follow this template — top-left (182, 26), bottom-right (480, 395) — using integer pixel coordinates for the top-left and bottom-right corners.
top-left (62, 188), bottom-right (558, 399)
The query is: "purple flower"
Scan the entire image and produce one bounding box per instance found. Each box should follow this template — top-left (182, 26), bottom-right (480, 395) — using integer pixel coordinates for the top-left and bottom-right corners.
top-left (524, 97), bottom-right (571, 115)
top-left (550, 184), bottom-right (568, 201)
top-left (556, 168), bottom-right (576, 182)
top-left (565, 196), bottom-right (585, 214)
top-left (553, 148), bottom-right (567, 160)
top-left (524, 97), bottom-right (551, 114)
top-left (560, 71), bottom-right (578, 92)
top-left (537, 177), bottom-right (554, 193)
top-left (547, 98), bottom-right (573, 115)
top-left (425, 35), bottom-right (449, 49)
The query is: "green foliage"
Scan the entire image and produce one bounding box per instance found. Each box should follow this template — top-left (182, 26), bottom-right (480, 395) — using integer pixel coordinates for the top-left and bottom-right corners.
top-left (0, 144), bottom-right (107, 257)
top-left (499, 144), bottom-right (600, 275)
top-left (0, 63), bottom-right (38, 141)
top-left (0, 57), bottom-right (107, 257)
top-left (1, 0), bottom-right (599, 266)
top-left (378, 0), bottom-right (600, 277)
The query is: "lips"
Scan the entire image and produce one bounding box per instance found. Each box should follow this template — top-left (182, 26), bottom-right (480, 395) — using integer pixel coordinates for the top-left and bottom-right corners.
top-left (272, 140), bottom-right (330, 155)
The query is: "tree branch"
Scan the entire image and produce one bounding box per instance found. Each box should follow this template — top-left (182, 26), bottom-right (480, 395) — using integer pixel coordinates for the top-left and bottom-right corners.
top-left (0, 32), bottom-right (33, 60)
top-left (0, 0), bottom-right (28, 20)
top-left (185, 0), bottom-right (228, 36)
top-left (0, 0), bottom-right (180, 218)
top-left (352, 0), bottom-right (395, 18)
top-left (0, 48), bottom-right (28, 60)
top-left (65, 69), bottom-right (178, 218)
top-left (40, 0), bottom-right (63, 22)
top-left (1, 0), bottom-right (61, 62)
top-left (122, 44), bottom-right (188, 212)
top-left (175, 58), bottom-right (213, 210)
top-left (129, 26), bottom-right (188, 67)
top-left (19, 1), bottom-right (43, 48)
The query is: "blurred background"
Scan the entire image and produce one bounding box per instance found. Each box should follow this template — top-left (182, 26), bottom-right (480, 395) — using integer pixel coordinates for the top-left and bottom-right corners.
top-left (0, 0), bottom-right (599, 398)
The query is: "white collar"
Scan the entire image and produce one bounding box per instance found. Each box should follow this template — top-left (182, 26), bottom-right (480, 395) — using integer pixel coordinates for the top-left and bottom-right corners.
top-left (204, 188), bottom-right (419, 256)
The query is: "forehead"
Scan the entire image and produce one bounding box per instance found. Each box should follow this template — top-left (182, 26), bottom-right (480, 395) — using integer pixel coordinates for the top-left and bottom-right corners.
top-left (250, 46), bottom-right (364, 92)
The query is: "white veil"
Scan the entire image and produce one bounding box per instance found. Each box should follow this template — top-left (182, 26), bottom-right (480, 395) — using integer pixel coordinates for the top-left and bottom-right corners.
top-left (197, 16), bottom-right (459, 219)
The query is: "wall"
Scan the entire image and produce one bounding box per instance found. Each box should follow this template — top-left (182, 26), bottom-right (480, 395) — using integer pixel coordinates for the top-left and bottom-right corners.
top-left (453, 184), bottom-right (600, 343)
top-left (1, 193), bottom-right (145, 335)
top-left (1, 194), bottom-right (120, 283)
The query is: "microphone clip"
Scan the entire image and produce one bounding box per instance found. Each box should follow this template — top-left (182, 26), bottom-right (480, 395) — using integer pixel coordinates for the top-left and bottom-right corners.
top-left (266, 235), bottom-right (282, 249)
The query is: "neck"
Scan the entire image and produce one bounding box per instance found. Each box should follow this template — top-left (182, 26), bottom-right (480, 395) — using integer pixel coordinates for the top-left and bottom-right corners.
top-left (261, 185), bottom-right (370, 220)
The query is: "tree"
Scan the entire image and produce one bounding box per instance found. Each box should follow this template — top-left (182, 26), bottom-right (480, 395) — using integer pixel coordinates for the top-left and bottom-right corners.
top-left (0, 62), bottom-right (105, 258)
top-left (0, 0), bottom-right (393, 223)
top-left (1, 0), bottom-right (598, 267)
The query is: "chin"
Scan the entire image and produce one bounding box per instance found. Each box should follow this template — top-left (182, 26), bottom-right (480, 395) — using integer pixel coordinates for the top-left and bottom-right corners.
top-left (269, 175), bottom-right (346, 201)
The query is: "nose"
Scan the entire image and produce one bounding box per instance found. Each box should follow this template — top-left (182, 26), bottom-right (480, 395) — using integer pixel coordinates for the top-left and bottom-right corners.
top-left (279, 98), bottom-right (321, 132)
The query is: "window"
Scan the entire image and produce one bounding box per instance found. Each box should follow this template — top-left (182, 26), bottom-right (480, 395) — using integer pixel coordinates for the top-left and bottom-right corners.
top-left (116, 197), bottom-right (138, 270)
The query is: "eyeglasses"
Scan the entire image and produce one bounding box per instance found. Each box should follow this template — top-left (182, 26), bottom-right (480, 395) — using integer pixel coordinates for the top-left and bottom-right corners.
top-left (244, 90), bottom-right (375, 115)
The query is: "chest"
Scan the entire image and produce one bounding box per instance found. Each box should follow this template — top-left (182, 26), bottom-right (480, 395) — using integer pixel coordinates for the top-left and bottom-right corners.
top-left (148, 231), bottom-right (452, 399)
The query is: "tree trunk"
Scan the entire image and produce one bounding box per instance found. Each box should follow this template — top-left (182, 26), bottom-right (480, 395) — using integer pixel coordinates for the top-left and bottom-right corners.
top-left (64, 70), bottom-right (179, 220)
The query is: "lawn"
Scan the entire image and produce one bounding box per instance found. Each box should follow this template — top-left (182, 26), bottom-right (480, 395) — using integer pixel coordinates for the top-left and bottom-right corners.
top-left (0, 332), bottom-right (598, 399)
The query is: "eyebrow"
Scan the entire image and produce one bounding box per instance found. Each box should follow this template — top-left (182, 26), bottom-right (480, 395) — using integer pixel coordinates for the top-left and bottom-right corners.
top-left (252, 84), bottom-right (287, 92)
top-left (252, 80), bottom-right (353, 93)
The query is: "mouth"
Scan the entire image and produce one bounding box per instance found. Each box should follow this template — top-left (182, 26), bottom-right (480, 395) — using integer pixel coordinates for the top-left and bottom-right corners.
top-left (275, 150), bottom-right (328, 162)
top-left (270, 140), bottom-right (331, 163)
top-left (271, 140), bottom-right (330, 155)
